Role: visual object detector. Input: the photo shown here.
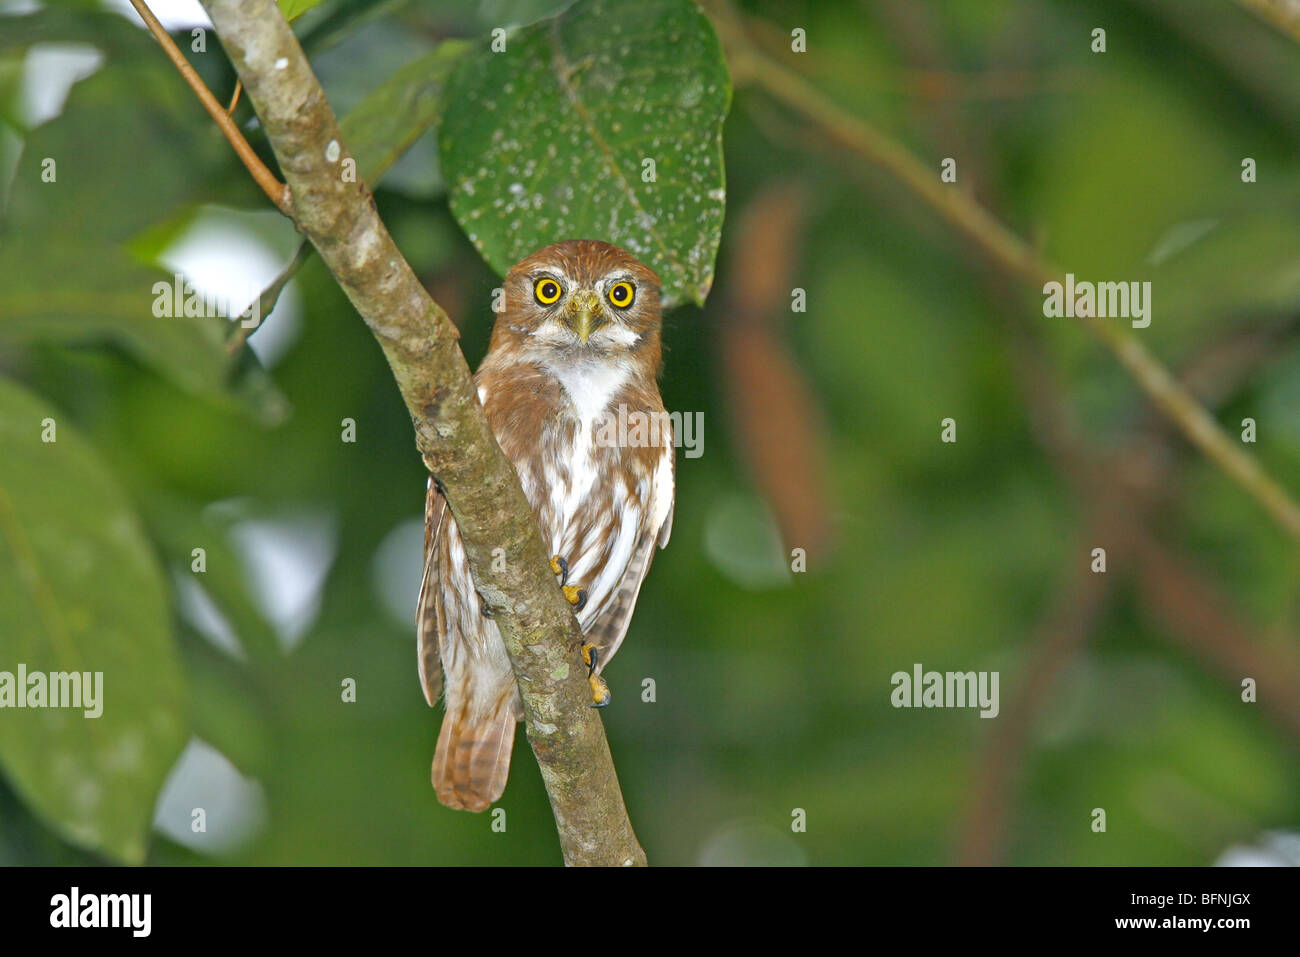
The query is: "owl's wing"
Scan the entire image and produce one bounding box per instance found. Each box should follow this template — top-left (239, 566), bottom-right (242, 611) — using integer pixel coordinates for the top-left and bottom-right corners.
top-left (416, 477), bottom-right (447, 706)
top-left (584, 441), bottom-right (676, 669)
top-left (658, 500), bottom-right (674, 549)
top-left (657, 437), bottom-right (676, 549)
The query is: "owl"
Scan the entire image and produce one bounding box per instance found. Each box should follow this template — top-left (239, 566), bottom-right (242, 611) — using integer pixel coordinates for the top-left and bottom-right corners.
top-left (417, 239), bottom-right (676, 812)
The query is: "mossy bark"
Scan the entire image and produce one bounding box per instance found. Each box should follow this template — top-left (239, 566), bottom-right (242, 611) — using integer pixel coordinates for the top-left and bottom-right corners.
top-left (201, 0), bottom-right (646, 866)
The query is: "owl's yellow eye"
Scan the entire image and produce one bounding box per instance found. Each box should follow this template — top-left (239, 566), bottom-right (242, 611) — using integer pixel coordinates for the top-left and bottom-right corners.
top-left (534, 277), bottom-right (563, 305)
top-left (607, 280), bottom-right (635, 309)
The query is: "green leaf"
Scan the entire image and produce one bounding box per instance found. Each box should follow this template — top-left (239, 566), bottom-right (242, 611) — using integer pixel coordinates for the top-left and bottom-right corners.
top-left (0, 379), bottom-right (187, 863)
top-left (278, 0), bottom-right (326, 21)
top-left (341, 40), bottom-right (470, 187)
top-left (0, 30), bottom-right (282, 420)
top-left (438, 0), bottom-right (731, 308)
top-left (0, 7), bottom-right (151, 64)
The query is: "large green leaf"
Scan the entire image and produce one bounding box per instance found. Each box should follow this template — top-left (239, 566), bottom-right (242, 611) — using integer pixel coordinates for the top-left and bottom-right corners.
top-left (0, 13), bottom-right (281, 418)
top-left (0, 379), bottom-right (187, 863)
top-left (438, 0), bottom-right (731, 308)
top-left (0, 5), bottom-right (152, 65)
top-left (278, 0), bottom-right (327, 21)
top-left (341, 40), bottom-right (470, 187)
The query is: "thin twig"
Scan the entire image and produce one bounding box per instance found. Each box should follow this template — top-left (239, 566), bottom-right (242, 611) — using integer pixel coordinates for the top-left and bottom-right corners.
top-left (225, 239), bottom-right (311, 355)
top-left (226, 78), bottom-right (243, 115)
top-left (706, 1), bottom-right (1300, 541)
top-left (126, 0), bottom-right (291, 215)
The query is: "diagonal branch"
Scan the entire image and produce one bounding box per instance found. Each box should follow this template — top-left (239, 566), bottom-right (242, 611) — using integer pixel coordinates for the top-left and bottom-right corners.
top-left (145, 0), bottom-right (646, 865)
top-left (705, 1), bottom-right (1300, 541)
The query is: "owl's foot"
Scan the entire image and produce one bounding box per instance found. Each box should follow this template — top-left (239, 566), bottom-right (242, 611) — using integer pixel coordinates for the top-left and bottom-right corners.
top-left (553, 557), bottom-right (589, 611)
top-left (479, 595), bottom-right (495, 619)
top-left (581, 643), bottom-right (611, 708)
top-left (562, 583), bottom-right (588, 612)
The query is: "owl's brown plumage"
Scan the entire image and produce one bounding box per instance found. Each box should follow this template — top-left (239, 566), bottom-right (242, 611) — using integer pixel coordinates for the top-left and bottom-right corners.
top-left (418, 239), bottom-right (675, 811)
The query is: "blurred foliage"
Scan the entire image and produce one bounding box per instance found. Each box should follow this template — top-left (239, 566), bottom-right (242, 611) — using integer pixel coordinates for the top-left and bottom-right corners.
top-left (0, 378), bottom-right (185, 863)
top-left (0, 0), bottom-right (1298, 866)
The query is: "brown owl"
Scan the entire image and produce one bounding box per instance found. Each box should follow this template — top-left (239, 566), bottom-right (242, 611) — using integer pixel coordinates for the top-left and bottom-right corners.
top-left (417, 239), bottom-right (676, 812)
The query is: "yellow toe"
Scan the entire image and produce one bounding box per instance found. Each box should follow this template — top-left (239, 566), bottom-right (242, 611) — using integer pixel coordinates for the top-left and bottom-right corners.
top-left (589, 673), bottom-right (611, 708)
top-left (562, 584), bottom-right (586, 609)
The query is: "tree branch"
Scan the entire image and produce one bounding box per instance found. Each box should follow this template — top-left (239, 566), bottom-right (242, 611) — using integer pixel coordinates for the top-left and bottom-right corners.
top-left (169, 0), bottom-right (644, 865)
top-left (706, 1), bottom-right (1300, 542)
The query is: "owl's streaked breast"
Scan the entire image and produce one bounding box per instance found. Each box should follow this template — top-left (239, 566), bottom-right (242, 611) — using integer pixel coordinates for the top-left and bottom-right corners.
top-left (541, 357), bottom-right (632, 545)
top-left (477, 355), bottom-right (666, 630)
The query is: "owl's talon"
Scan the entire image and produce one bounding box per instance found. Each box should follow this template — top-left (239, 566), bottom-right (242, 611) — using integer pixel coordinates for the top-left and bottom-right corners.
top-left (479, 596), bottom-right (495, 619)
top-left (582, 644), bottom-right (611, 707)
top-left (550, 555), bottom-right (569, 585)
top-left (589, 674), bottom-right (611, 708)
top-left (562, 584), bottom-right (587, 611)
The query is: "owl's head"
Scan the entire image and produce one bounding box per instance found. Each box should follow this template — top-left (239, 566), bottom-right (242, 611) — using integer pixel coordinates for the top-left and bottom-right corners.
top-left (496, 240), bottom-right (662, 360)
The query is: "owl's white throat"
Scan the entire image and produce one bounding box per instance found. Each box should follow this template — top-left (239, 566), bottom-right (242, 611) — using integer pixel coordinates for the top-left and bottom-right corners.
top-left (545, 358), bottom-right (632, 435)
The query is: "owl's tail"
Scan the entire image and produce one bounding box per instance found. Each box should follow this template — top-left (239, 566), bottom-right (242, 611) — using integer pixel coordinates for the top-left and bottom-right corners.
top-left (432, 698), bottom-right (516, 812)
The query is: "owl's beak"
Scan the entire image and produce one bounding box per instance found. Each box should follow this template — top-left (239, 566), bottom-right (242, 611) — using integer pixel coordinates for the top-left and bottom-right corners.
top-left (567, 291), bottom-right (605, 344)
